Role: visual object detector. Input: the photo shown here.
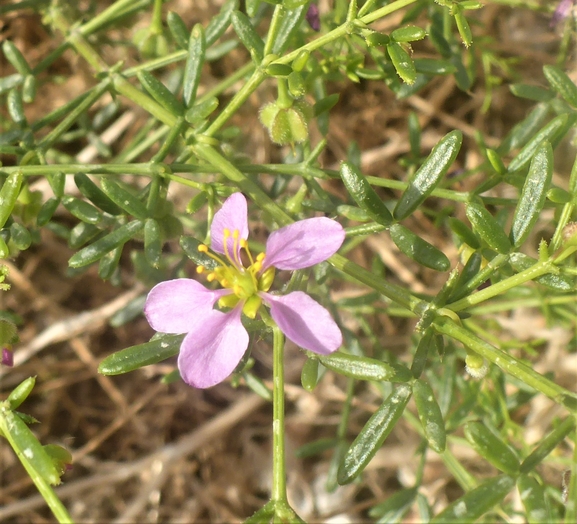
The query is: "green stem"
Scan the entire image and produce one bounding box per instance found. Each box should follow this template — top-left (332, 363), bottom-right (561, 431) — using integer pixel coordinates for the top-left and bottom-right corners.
top-left (271, 324), bottom-right (287, 504)
top-left (0, 411), bottom-right (73, 523)
top-left (448, 258), bottom-right (557, 312)
top-left (433, 316), bottom-right (577, 411)
top-left (263, 4), bottom-right (286, 56)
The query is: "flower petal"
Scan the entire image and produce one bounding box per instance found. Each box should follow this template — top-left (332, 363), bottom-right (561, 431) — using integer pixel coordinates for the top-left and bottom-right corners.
top-left (177, 307), bottom-right (249, 388)
top-left (263, 217), bottom-right (345, 270)
top-left (144, 279), bottom-right (229, 334)
top-left (263, 291), bottom-right (342, 354)
top-left (211, 193), bottom-right (249, 257)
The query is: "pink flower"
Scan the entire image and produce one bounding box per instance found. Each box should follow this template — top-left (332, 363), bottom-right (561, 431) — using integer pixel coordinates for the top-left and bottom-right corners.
top-left (2, 346), bottom-right (13, 367)
top-left (144, 193), bottom-right (345, 388)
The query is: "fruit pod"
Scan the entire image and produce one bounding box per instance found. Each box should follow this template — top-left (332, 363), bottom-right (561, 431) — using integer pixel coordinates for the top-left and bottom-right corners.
top-left (0, 172), bottom-right (24, 228)
top-left (137, 71), bottom-right (184, 116)
top-left (510, 142), bottom-right (552, 247)
top-left (464, 421), bottom-right (520, 475)
top-left (68, 219), bottom-right (144, 268)
top-left (465, 200), bottom-right (511, 254)
top-left (61, 195), bottom-right (103, 225)
top-left (183, 24), bottom-right (206, 107)
top-left (340, 162), bottom-right (393, 226)
top-left (394, 130), bottom-right (463, 220)
top-left (100, 178), bottom-right (148, 219)
top-left (389, 223), bottom-right (450, 271)
top-left (231, 11), bottom-right (263, 63)
top-left (387, 42), bottom-right (416, 85)
top-left (318, 352), bottom-right (398, 382)
top-left (337, 384), bottom-right (412, 485)
top-left (74, 173), bottom-right (123, 215)
top-left (412, 379), bottom-right (446, 452)
top-left (98, 334), bottom-right (184, 375)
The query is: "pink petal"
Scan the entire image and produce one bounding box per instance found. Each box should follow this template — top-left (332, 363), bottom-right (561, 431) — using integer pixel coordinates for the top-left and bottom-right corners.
top-left (263, 217), bottom-right (345, 270)
top-left (177, 307), bottom-right (249, 388)
top-left (263, 291), bottom-right (342, 355)
top-left (144, 279), bottom-right (230, 334)
top-left (211, 193), bottom-right (249, 259)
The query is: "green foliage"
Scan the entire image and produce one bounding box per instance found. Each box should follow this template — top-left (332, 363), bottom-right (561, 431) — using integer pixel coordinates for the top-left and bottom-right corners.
top-left (1, 0), bottom-right (576, 522)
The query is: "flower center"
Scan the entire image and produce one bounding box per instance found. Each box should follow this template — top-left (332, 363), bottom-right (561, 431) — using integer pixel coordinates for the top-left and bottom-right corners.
top-left (196, 228), bottom-right (275, 318)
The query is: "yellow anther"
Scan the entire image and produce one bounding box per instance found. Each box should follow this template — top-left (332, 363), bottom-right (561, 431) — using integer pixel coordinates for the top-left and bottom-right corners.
top-left (256, 252), bottom-right (266, 262)
top-left (224, 228), bottom-right (231, 238)
top-left (252, 261), bottom-right (262, 272)
top-left (233, 284), bottom-right (242, 296)
top-left (221, 279), bottom-right (229, 287)
top-left (207, 272), bottom-right (216, 282)
top-left (240, 239), bottom-right (248, 249)
top-left (233, 229), bottom-right (240, 239)
top-left (198, 244), bottom-right (208, 253)
top-left (196, 266), bottom-right (205, 274)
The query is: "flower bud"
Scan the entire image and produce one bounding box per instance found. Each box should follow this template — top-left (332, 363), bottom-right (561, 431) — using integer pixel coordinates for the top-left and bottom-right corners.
top-left (44, 444), bottom-right (73, 477)
top-left (465, 352), bottom-right (488, 379)
top-left (259, 100), bottom-right (312, 146)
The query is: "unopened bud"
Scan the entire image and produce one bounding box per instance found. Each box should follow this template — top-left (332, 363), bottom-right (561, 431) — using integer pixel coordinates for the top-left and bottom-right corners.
top-left (465, 353), bottom-right (488, 379)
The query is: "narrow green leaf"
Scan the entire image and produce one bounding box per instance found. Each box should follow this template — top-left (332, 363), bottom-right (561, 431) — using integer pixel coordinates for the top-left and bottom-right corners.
top-left (68, 219), bottom-right (144, 268)
top-left (272, 4), bottom-right (308, 55)
top-left (144, 218), bottom-right (162, 267)
top-left (430, 475), bottom-right (515, 523)
top-left (22, 74), bottom-right (36, 104)
top-left (232, 11), bottom-right (264, 63)
top-left (340, 162), bottom-right (393, 226)
top-left (543, 64), bottom-right (577, 108)
top-left (391, 26), bottom-right (427, 43)
top-left (10, 222), bottom-right (32, 250)
top-left (183, 24), bottom-right (206, 107)
top-left (100, 178), bottom-right (148, 219)
top-left (295, 437), bottom-right (338, 459)
top-left (74, 173), bottom-right (123, 215)
top-left (449, 251), bottom-right (483, 301)
top-left (36, 197), bottom-right (60, 226)
top-left (414, 58), bottom-right (456, 75)
top-left (7, 377), bottom-right (36, 410)
top-left (301, 356), bottom-right (320, 392)
top-left (369, 488), bottom-right (418, 521)
top-left (464, 422), bottom-right (520, 475)
top-left (510, 83), bottom-right (554, 103)
top-left (465, 201), bottom-right (511, 254)
top-left (318, 352), bottom-right (397, 382)
top-left (498, 103), bottom-right (550, 155)
top-left (413, 379), bottom-right (446, 452)
top-left (98, 244), bottom-right (122, 281)
top-left (98, 334), bottom-right (184, 375)
top-left (185, 97), bottom-right (219, 125)
top-left (7, 88), bottom-right (26, 124)
top-left (448, 217), bottom-right (481, 249)
top-left (180, 236), bottom-right (218, 269)
top-left (394, 130), bottom-right (462, 220)
top-left (510, 253), bottom-right (574, 291)
top-left (510, 142), bottom-right (553, 247)
top-left (337, 384), bottom-right (412, 485)
top-left (454, 9), bottom-right (472, 47)
top-left (521, 417), bottom-right (574, 474)
top-left (137, 71), bottom-right (184, 116)
top-left (68, 222), bottom-right (101, 249)
top-left (313, 93), bottom-right (340, 117)
top-left (205, 0), bottom-right (238, 47)
top-left (387, 42), bottom-right (416, 84)
top-left (167, 11), bottom-right (190, 49)
top-left (0, 407), bottom-right (61, 486)
top-left (508, 114), bottom-right (566, 172)
top-left (242, 372), bottom-right (272, 401)
top-left (0, 172), bottom-right (24, 229)
top-left (517, 475), bottom-right (550, 524)
top-left (389, 223), bottom-right (450, 271)
top-left (2, 40), bottom-right (31, 75)
top-left (61, 195), bottom-right (102, 224)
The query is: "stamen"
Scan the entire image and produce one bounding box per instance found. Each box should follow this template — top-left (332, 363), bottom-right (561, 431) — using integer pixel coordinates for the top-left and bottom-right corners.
top-left (207, 272), bottom-right (216, 282)
top-left (198, 244), bottom-right (227, 268)
top-left (196, 266), bottom-right (205, 274)
top-left (232, 229), bottom-right (243, 268)
top-left (198, 244), bottom-right (208, 253)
